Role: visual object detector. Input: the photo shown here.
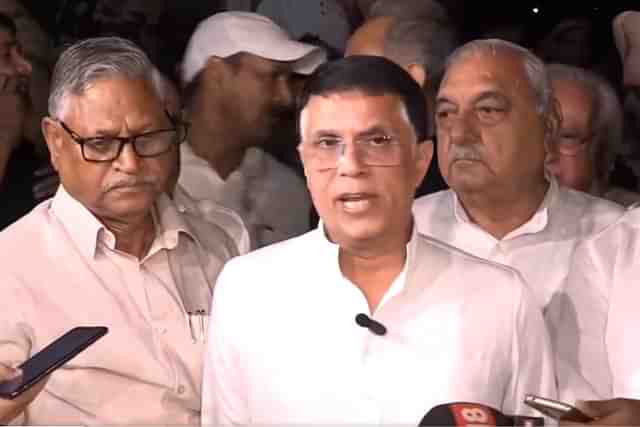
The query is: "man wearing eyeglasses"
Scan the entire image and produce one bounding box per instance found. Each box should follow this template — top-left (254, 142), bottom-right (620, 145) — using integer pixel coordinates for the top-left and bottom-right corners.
top-left (202, 56), bottom-right (556, 424)
top-left (0, 37), bottom-right (246, 424)
top-left (545, 63), bottom-right (640, 207)
top-left (412, 40), bottom-right (625, 318)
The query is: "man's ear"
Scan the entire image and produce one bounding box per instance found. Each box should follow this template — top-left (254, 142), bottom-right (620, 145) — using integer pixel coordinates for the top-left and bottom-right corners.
top-left (41, 117), bottom-right (63, 172)
top-left (543, 97), bottom-right (563, 154)
top-left (406, 63), bottom-right (428, 88)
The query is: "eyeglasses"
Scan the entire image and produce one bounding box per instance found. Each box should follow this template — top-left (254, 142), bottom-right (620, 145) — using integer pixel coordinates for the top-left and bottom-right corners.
top-left (553, 132), bottom-right (595, 157)
top-left (298, 135), bottom-right (404, 171)
top-left (57, 110), bottom-right (189, 162)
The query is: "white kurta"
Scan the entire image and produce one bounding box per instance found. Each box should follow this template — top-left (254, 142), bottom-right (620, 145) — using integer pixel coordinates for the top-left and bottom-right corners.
top-left (202, 226), bottom-right (557, 425)
top-left (554, 207), bottom-right (640, 400)
top-left (178, 143), bottom-right (311, 249)
top-left (412, 177), bottom-right (625, 311)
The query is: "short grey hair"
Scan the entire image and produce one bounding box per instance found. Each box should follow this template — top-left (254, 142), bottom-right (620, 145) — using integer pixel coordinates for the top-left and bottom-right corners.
top-left (48, 36), bottom-right (163, 119)
top-left (548, 63), bottom-right (623, 186)
top-left (368, 0), bottom-right (449, 23)
top-left (445, 39), bottom-right (554, 118)
top-left (367, 0), bottom-right (458, 87)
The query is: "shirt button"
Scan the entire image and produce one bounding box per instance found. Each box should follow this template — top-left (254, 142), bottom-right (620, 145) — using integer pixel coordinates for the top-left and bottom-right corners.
top-left (177, 385), bottom-right (185, 394)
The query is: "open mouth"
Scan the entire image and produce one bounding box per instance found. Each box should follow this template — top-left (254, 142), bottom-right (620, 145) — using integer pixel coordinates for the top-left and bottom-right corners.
top-left (337, 193), bottom-right (376, 213)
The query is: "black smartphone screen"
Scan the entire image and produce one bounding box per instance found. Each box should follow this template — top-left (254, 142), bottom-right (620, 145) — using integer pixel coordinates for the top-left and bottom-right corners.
top-left (0, 326), bottom-right (108, 399)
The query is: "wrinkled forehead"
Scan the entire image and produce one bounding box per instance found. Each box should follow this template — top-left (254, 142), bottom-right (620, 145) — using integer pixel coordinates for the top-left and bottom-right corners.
top-left (440, 49), bottom-right (534, 102)
top-left (63, 77), bottom-right (165, 125)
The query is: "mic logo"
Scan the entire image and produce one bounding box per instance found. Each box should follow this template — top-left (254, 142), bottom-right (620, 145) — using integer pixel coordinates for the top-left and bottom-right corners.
top-left (451, 403), bottom-right (497, 426)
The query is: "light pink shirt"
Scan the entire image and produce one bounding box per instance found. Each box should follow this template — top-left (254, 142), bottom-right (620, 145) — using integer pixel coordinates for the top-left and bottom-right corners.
top-left (0, 186), bottom-right (240, 425)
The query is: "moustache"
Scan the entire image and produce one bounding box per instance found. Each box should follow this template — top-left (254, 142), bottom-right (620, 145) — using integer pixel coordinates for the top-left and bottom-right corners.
top-left (449, 144), bottom-right (483, 162)
top-left (104, 176), bottom-right (157, 192)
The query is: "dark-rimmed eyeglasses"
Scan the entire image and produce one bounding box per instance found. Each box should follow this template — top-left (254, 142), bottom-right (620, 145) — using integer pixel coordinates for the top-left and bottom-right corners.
top-left (57, 110), bottom-right (189, 162)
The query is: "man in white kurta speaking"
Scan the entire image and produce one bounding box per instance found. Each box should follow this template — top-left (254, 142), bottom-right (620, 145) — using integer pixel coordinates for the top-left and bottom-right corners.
top-left (201, 55), bottom-right (556, 425)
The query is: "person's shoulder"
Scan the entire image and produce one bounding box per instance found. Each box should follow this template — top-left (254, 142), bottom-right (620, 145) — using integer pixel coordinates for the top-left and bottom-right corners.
top-left (258, 150), bottom-right (305, 182)
top-left (413, 189), bottom-right (452, 210)
top-left (584, 206), bottom-right (640, 256)
top-left (413, 233), bottom-right (535, 311)
top-left (0, 199), bottom-right (53, 263)
top-left (0, 199), bottom-right (50, 239)
top-left (173, 186), bottom-right (250, 255)
top-left (225, 229), bottom-right (316, 269)
top-left (559, 186), bottom-right (625, 217)
top-left (415, 232), bottom-right (523, 282)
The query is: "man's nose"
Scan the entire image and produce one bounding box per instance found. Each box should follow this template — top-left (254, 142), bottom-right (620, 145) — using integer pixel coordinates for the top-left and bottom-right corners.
top-left (448, 112), bottom-right (480, 145)
top-left (336, 142), bottom-right (367, 176)
top-left (113, 142), bottom-right (142, 173)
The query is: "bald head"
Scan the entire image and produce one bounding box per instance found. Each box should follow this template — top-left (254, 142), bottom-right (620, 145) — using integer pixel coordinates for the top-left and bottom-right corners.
top-left (346, 16), bottom-right (394, 58)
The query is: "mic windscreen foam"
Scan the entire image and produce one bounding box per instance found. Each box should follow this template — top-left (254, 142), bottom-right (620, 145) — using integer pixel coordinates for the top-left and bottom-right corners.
top-left (419, 402), bottom-right (513, 426)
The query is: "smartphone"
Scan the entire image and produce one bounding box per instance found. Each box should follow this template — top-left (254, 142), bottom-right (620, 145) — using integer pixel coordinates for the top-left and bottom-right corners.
top-left (0, 326), bottom-right (108, 399)
top-left (524, 394), bottom-right (594, 423)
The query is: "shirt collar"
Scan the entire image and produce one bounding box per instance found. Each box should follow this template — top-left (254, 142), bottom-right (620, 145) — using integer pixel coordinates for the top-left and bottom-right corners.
top-left (452, 174), bottom-right (558, 239)
top-left (151, 192), bottom-right (204, 255)
top-left (312, 220), bottom-right (417, 298)
top-left (50, 185), bottom-right (202, 260)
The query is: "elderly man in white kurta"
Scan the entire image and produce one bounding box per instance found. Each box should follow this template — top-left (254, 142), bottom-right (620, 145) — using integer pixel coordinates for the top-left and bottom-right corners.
top-left (0, 37), bottom-right (247, 425)
top-left (202, 55), bottom-right (556, 425)
top-left (413, 39), bottom-right (624, 315)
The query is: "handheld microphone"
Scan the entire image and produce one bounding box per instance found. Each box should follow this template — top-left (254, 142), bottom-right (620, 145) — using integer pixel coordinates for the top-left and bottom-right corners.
top-left (419, 402), bottom-right (544, 426)
top-left (354, 313), bottom-right (387, 336)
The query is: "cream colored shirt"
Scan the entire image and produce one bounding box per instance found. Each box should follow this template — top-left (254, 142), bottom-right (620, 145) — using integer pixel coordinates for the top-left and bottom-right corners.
top-left (203, 226), bottom-right (557, 424)
top-left (0, 186), bottom-right (242, 425)
top-left (178, 143), bottom-right (311, 249)
top-left (413, 177), bottom-right (625, 311)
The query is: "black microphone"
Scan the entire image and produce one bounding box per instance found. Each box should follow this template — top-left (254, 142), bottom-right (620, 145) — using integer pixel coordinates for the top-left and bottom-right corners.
top-left (419, 402), bottom-right (544, 426)
top-left (355, 313), bottom-right (387, 336)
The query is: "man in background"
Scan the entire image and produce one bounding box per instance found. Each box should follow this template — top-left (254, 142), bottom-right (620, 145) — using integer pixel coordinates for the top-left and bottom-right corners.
top-left (178, 12), bottom-right (326, 248)
top-left (346, 0), bottom-right (457, 196)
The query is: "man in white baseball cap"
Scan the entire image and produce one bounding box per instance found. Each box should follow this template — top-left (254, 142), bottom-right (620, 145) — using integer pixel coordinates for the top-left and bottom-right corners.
top-left (178, 12), bottom-right (326, 249)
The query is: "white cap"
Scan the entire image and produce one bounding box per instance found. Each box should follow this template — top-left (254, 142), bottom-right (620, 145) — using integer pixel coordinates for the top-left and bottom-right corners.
top-left (613, 11), bottom-right (640, 87)
top-left (181, 11), bottom-right (327, 85)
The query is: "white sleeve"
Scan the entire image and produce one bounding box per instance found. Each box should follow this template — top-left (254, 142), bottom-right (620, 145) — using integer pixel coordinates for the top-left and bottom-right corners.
top-left (202, 263), bottom-right (249, 426)
top-left (506, 274), bottom-right (558, 417)
top-left (552, 230), bottom-right (618, 401)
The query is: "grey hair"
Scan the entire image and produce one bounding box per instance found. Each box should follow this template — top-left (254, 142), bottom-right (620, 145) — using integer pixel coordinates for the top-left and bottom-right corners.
top-left (367, 0), bottom-right (458, 88)
top-left (368, 0), bottom-right (449, 23)
top-left (548, 63), bottom-right (623, 186)
top-left (48, 36), bottom-right (163, 119)
top-left (445, 39), bottom-right (554, 117)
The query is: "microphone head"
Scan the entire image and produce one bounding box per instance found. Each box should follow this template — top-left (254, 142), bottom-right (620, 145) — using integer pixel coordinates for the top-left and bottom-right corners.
top-left (355, 313), bottom-right (370, 328)
top-left (355, 313), bottom-right (387, 336)
top-left (419, 402), bottom-right (515, 426)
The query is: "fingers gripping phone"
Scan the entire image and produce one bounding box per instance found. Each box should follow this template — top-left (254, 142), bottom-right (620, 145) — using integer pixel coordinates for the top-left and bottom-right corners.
top-left (524, 394), bottom-right (594, 423)
top-left (0, 326), bottom-right (108, 399)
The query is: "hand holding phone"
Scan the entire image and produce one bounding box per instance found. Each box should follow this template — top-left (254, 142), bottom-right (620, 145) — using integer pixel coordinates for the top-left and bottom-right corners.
top-left (0, 326), bottom-right (108, 400)
top-left (0, 362), bottom-right (48, 424)
top-left (524, 394), bottom-right (595, 423)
